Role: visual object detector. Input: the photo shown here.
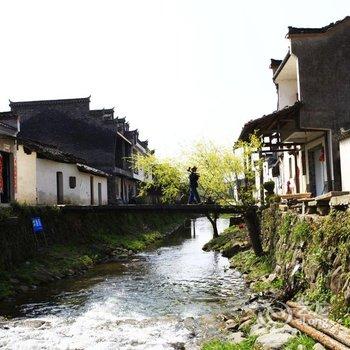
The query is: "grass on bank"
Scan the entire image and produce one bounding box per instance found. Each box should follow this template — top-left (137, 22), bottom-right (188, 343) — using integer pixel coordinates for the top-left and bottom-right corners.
top-left (91, 229), bottom-right (163, 251)
top-left (230, 250), bottom-right (284, 293)
top-left (203, 224), bottom-right (248, 252)
top-left (202, 336), bottom-right (257, 350)
top-left (283, 335), bottom-right (315, 350)
top-left (0, 224), bottom-right (177, 299)
top-left (201, 335), bottom-right (315, 350)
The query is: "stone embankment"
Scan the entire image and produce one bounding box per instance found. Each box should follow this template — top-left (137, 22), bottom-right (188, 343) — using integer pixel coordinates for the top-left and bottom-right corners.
top-left (202, 207), bottom-right (350, 349)
top-left (0, 204), bottom-right (186, 300)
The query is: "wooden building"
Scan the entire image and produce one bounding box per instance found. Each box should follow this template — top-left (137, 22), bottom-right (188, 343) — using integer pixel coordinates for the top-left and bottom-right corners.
top-left (9, 97), bottom-right (151, 204)
top-left (238, 17), bottom-right (350, 201)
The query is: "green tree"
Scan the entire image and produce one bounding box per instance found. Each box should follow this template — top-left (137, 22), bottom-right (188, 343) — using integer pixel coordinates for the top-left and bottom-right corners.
top-left (133, 135), bottom-right (264, 256)
top-left (187, 137), bottom-right (264, 256)
top-left (133, 153), bottom-right (187, 203)
top-left (186, 141), bottom-right (243, 238)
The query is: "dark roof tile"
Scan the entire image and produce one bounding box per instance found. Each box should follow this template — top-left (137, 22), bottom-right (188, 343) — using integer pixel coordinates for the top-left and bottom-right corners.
top-left (270, 59), bottom-right (282, 68)
top-left (238, 102), bottom-right (301, 141)
top-left (288, 16), bottom-right (350, 36)
top-left (10, 97), bottom-right (90, 107)
top-left (18, 138), bottom-right (86, 164)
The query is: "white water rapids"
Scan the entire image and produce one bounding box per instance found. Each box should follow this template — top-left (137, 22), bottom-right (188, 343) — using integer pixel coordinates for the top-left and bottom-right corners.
top-left (0, 218), bottom-right (247, 349)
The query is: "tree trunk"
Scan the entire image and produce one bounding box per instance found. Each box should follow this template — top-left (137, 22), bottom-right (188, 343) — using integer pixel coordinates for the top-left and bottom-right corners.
top-left (287, 301), bottom-right (350, 347)
top-left (206, 213), bottom-right (219, 238)
top-left (243, 206), bottom-right (264, 256)
top-left (272, 311), bottom-right (349, 350)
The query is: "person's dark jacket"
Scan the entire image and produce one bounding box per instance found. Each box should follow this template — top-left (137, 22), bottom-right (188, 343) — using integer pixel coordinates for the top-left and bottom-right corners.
top-left (189, 172), bottom-right (199, 188)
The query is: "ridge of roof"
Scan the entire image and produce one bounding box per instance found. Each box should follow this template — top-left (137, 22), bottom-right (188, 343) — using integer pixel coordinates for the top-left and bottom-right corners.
top-left (89, 108), bottom-right (114, 116)
top-left (9, 96), bottom-right (91, 107)
top-left (288, 16), bottom-right (350, 36)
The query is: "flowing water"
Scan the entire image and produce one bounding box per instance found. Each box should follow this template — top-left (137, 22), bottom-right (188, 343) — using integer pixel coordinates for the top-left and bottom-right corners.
top-left (0, 217), bottom-right (248, 350)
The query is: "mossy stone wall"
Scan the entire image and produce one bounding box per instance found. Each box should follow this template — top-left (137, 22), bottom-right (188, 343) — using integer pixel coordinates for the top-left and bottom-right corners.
top-left (0, 205), bottom-right (184, 270)
top-left (261, 206), bottom-right (350, 323)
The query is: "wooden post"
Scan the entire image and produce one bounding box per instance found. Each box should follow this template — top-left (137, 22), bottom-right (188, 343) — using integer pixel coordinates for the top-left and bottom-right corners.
top-left (294, 150), bottom-right (300, 193)
top-left (259, 150), bottom-right (264, 205)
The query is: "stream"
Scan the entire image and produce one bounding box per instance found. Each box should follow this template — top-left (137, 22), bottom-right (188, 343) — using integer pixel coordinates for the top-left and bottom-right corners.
top-left (0, 217), bottom-right (248, 349)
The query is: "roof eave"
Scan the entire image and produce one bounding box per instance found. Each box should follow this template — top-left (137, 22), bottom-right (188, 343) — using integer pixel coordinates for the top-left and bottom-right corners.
top-left (287, 16), bottom-right (350, 38)
top-left (272, 51), bottom-right (291, 81)
top-left (238, 102), bottom-right (302, 142)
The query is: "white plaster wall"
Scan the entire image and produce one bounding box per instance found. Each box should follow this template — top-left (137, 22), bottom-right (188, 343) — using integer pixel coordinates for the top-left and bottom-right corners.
top-left (281, 150), bottom-right (308, 194)
top-left (279, 152), bottom-right (297, 194)
top-left (257, 154), bottom-right (297, 197)
top-left (277, 79), bottom-right (298, 110)
top-left (91, 175), bottom-right (108, 205)
top-left (262, 162), bottom-right (281, 195)
top-left (16, 145), bottom-right (37, 204)
top-left (133, 168), bottom-right (146, 182)
top-left (340, 137), bottom-right (350, 191)
top-left (36, 159), bottom-right (108, 205)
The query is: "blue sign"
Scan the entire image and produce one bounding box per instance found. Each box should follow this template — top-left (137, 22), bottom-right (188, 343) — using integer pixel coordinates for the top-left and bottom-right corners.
top-left (32, 217), bottom-right (43, 233)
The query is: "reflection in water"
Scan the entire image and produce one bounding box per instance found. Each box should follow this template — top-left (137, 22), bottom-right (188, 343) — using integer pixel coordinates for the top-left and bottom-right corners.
top-left (0, 217), bottom-right (247, 349)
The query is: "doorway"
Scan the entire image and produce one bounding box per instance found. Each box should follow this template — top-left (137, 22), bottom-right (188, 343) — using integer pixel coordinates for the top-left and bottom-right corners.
top-left (313, 148), bottom-right (325, 196)
top-left (308, 146), bottom-right (326, 197)
top-left (56, 172), bottom-right (64, 204)
top-left (0, 152), bottom-right (11, 204)
top-left (90, 176), bottom-right (94, 205)
top-left (98, 183), bottom-right (102, 206)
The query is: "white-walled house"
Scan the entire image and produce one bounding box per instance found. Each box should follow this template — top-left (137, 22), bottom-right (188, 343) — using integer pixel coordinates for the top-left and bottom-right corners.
top-left (238, 17), bottom-right (350, 202)
top-left (16, 139), bottom-right (109, 206)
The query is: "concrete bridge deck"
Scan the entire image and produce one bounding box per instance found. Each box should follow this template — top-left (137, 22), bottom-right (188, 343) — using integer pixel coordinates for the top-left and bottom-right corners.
top-left (61, 204), bottom-right (244, 214)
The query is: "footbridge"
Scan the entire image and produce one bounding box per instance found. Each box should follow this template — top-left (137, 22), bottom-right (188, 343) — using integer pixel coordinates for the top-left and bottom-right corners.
top-left (61, 204), bottom-right (244, 215)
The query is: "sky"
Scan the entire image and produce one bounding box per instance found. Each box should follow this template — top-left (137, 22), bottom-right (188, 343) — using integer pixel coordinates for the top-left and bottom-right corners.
top-left (1, 0), bottom-right (349, 157)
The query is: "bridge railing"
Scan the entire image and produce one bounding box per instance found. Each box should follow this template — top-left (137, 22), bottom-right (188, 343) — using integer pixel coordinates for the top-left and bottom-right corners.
top-left (61, 204), bottom-right (245, 214)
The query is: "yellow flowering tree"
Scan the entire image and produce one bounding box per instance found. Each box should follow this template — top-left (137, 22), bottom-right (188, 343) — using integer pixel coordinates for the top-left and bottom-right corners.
top-left (187, 141), bottom-right (243, 205)
top-left (133, 135), bottom-right (264, 255)
top-left (187, 136), bottom-right (264, 257)
top-left (133, 153), bottom-right (187, 204)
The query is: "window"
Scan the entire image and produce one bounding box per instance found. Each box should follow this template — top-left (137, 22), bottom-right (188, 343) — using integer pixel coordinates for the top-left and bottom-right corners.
top-left (69, 176), bottom-right (76, 189)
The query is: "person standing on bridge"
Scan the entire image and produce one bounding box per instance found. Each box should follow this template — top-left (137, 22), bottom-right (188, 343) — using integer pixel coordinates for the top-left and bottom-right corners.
top-left (188, 166), bottom-right (201, 204)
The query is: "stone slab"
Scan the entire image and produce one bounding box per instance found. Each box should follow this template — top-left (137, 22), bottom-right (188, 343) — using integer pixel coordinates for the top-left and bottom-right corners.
top-left (330, 194), bottom-right (350, 207)
top-left (314, 191), bottom-right (350, 202)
